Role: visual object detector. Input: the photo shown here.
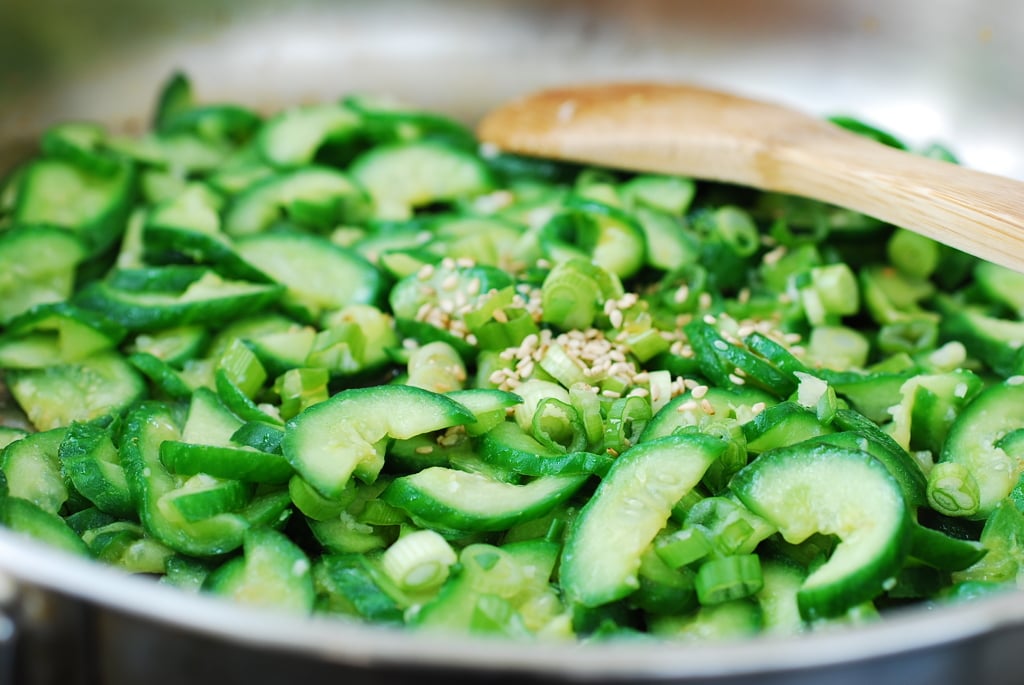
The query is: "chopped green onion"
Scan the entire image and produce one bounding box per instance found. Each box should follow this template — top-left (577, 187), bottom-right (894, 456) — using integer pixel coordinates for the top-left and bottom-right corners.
top-left (407, 340), bottom-right (467, 393)
top-left (805, 325), bottom-right (870, 370)
top-left (927, 462), bottom-right (981, 517)
top-left (887, 228), bottom-right (940, 280)
top-left (538, 342), bottom-right (588, 388)
top-left (531, 397), bottom-right (586, 453)
top-left (274, 367), bottom-right (330, 419)
top-left (381, 529), bottom-right (457, 592)
top-left (603, 395), bottom-right (652, 454)
top-left (569, 383), bottom-right (605, 451)
top-left (695, 554), bottom-right (764, 605)
top-left (655, 527), bottom-right (713, 568)
top-left (217, 338), bottom-right (267, 398)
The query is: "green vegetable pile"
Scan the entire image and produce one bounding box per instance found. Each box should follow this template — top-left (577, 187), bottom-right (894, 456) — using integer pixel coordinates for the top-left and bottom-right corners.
top-left (1, 72), bottom-right (1023, 642)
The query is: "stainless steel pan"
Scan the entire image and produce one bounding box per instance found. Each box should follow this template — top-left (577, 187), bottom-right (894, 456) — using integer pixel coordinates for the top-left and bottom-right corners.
top-left (2, 1), bottom-right (1024, 683)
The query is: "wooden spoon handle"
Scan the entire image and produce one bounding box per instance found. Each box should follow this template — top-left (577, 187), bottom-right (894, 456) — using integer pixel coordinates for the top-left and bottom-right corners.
top-left (478, 82), bottom-right (1024, 273)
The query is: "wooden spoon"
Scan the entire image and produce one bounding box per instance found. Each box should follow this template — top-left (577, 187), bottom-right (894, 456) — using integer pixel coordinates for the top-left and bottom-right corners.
top-left (477, 82), bottom-right (1024, 273)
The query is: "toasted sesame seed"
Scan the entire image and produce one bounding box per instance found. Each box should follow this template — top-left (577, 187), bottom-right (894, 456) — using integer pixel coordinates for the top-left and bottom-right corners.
top-left (700, 399), bottom-right (716, 414)
top-left (677, 400), bottom-right (699, 413)
top-left (415, 445), bottom-right (434, 454)
top-left (728, 373), bottom-right (746, 385)
top-left (763, 246), bottom-right (787, 266)
top-left (691, 385), bottom-right (709, 399)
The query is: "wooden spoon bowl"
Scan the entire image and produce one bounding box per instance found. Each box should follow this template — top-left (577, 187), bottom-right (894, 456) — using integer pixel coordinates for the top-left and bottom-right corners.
top-left (477, 82), bottom-right (1024, 273)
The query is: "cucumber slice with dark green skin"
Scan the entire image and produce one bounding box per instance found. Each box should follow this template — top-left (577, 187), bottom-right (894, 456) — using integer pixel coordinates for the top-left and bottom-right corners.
top-left (742, 401), bottom-right (834, 453)
top-left (0, 496), bottom-right (89, 557)
top-left (75, 269), bottom-right (284, 332)
top-left (120, 402), bottom-right (250, 557)
top-left (234, 232), bottom-right (382, 321)
top-left (382, 467), bottom-right (588, 533)
top-left (0, 225), bottom-right (88, 323)
top-left (160, 441), bottom-right (293, 485)
top-left (13, 156), bottom-right (134, 256)
top-left (6, 352), bottom-right (145, 431)
top-left (350, 141), bottom-right (494, 220)
top-left (641, 386), bottom-right (773, 442)
top-left (480, 420), bottom-right (613, 477)
top-left (806, 430), bottom-right (927, 508)
top-left (257, 103), bottom-right (363, 168)
top-left (59, 420), bottom-right (135, 519)
top-left (730, 442), bottom-right (911, 621)
top-left (932, 379), bottom-right (1024, 518)
top-left (204, 527), bottom-right (314, 613)
top-left (561, 433), bottom-right (726, 607)
top-left (2, 301), bottom-right (126, 365)
top-left (283, 385), bottom-right (476, 498)
top-left (1, 428), bottom-right (69, 515)
top-left (223, 167), bottom-right (371, 235)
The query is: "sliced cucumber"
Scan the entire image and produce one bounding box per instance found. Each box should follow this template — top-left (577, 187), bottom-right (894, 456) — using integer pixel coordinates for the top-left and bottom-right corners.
top-left (1, 428), bottom-right (69, 515)
top-left (0, 226), bottom-right (88, 323)
top-left (350, 141), bottom-right (493, 220)
top-left (382, 467), bottom-right (587, 533)
top-left (235, 231), bottom-right (382, 321)
top-left (730, 442), bottom-right (911, 620)
top-left (7, 352), bottom-right (145, 431)
top-left (204, 527), bottom-right (314, 613)
top-left (223, 167), bottom-right (371, 235)
top-left (13, 156), bottom-right (133, 255)
top-left (561, 433), bottom-right (725, 607)
top-left (930, 379), bottom-right (1024, 518)
top-left (75, 269), bottom-right (284, 332)
top-left (283, 385), bottom-right (476, 498)
top-left (257, 102), bottom-right (362, 168)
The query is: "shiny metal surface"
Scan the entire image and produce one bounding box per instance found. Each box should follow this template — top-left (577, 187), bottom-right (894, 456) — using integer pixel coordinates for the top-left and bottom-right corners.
top-left (1, 1), bottom-right (1024, 683)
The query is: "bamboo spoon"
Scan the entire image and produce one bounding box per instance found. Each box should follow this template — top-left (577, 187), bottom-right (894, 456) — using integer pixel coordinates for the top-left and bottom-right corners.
top-left (477, 82), bottom-right (1024, 273)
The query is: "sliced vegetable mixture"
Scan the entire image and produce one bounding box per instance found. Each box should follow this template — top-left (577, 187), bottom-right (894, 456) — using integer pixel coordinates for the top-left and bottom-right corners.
top-left (0, 72), bottom-right (1021, 641)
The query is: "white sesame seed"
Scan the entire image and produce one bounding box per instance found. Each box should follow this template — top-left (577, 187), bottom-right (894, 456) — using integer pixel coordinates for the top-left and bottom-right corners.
top-left (677, 400), bottom-right (699, 413)
top-left (762, 245), bottom-right (788, 266)
top-left (691, 385), bottom-right (709, 399)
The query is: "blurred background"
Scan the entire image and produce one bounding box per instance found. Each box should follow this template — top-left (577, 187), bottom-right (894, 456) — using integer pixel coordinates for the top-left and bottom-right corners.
top-left (1, 0), bottom-right (1022, 176)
